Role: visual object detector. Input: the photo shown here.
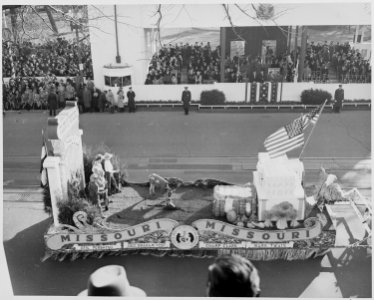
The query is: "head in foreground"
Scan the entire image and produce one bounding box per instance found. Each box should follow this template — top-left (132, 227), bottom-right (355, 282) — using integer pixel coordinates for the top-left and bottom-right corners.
top-left (78, 265), bottom-right (146, 297)
top-left (207, 254), bottom-right (261, 297)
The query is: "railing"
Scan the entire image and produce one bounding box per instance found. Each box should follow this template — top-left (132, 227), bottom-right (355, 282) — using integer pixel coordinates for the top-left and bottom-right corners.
top-left (338, 74), bottom-right (371, 84)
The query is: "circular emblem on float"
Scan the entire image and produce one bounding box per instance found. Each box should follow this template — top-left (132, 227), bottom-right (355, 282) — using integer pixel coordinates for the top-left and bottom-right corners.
top-left (170, 225), bottom-right (199, 249)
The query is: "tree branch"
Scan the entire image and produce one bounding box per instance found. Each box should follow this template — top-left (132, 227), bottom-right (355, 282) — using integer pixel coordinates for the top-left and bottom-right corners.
top-left (222, 4), bottom-right (245, 41)
top-left (234, 4), bottom-right (267, 33)
top-left (19, 6), bottom-right (33, 41)
top-left (90, 5), bottom-right (138, 28)
top-left (46, 5), bottom-right (111, 35)
top-left (154, 4), bottom-right (163, 48)
top-left (30, 6), bottom-right (56, 33)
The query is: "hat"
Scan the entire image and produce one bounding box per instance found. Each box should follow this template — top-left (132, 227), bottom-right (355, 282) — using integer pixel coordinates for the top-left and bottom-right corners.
top-left (103, 152), bottom-right (113, 160)
top-left (78, 265), bottom-right (146, 297)
top-left (95, 154), bottom-right (104, 161)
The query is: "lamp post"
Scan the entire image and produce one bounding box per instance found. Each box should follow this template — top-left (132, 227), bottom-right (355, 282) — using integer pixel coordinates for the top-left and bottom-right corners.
top-left (68, 7), bottom-right (84, 86)
top-left (114, 5), bottom-right (121, 63)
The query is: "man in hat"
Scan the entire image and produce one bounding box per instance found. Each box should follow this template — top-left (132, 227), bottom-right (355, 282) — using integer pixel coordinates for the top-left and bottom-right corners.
top-left (78, 265), bottom-right (146, 296)
top-left (181, 86), bottom-right (191, 115)
top-left (127, 87), bottom-right (136, 113)
top-left (92, 154), bottom-right (105, 178)
top-left (47, 87), bottom-right (58, 116)
top-left (88, 173), bottom-right (105, 216)
top-left (103, 152), bottom-right (120, 195)
top-left (334, 84), bottom-right (344, 113)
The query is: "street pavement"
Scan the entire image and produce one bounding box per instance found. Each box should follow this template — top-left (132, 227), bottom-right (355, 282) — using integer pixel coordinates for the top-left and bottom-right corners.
top-left (1, 110), bottom-right (372, 297)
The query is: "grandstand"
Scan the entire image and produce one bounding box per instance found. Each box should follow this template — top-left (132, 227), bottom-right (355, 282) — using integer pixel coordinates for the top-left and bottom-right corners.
top-left (1, 3), bottom-right (371, 110)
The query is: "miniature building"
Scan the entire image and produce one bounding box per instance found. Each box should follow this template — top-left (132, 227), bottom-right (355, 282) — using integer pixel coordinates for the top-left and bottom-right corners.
top-left (253, 152), bottom-right (305, 221)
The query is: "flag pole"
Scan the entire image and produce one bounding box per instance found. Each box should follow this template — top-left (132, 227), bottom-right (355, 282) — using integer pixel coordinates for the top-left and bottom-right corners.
top-left (299, 99), bottom-right (328, 160)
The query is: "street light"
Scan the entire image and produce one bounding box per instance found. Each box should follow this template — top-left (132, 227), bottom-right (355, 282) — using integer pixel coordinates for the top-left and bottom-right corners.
top-left (68, 8), bottom-right (84, 85)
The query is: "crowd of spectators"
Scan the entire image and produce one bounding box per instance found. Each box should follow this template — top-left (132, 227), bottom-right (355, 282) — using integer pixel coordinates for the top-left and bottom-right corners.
top-left (2, 38), bottom-right (93, 78)
top-left (145, 42), bottom-right (301, 84)
top-left (301, 41), bottom-right (371, 83)
top-left (2, 75), bottom-right (136, 114)
top-left (145, 42), bottom-right (221, 85)
top-left (145, 40), bottom-right (371, 85)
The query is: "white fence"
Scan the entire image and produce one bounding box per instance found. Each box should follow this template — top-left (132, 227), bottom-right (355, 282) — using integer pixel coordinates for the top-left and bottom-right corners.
top-left (281, 83), bottom-right (371, 102)
top-left (3, 77), bottom-right (371, 102)
top-left (130, 82), bottom-right (371, 102)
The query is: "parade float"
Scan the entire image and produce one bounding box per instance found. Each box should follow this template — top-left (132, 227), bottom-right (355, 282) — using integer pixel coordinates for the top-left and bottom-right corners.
top-left (42, 101), bottom-right (371, 261)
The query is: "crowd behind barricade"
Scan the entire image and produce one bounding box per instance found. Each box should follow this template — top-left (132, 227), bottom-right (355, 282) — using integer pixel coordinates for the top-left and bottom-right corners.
top-left (2, 75), bottom-right (136, 114)
top-left (145, 41), bottom-right (371, 84)
top-left (302, 41), bottom-right (371, 83)
top-left (2, 38), bottom-right (93, 78)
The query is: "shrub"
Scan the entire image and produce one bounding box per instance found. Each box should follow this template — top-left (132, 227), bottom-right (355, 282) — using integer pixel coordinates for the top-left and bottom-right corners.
top-left (57, 197), bottom-right (100, 226)
top-left (200, 89), bottom-right (226, 105)
top-left (300, 89), bottom-right (332, 105)
top-left (55, 174), bottom-right (100, 227)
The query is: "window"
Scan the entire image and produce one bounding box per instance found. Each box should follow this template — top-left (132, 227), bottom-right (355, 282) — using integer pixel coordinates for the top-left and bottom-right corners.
top-left (104, 76), bottom-right (132, 87)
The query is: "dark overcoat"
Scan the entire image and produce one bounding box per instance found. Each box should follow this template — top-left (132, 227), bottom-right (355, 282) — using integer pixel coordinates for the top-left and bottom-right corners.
top-left (47, 92), bottom-right (58, 110)
top-left (181, 90), bottom-right (191, 108)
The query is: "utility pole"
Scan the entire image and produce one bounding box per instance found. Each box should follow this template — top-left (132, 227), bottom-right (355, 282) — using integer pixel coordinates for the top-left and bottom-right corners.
top-left (69, 7), bottom-right (84, 86)
top-left (298, 26), bottom-right (307, 82)
top-left (288, 26), bottom-right (292, 51)
top-left (294, 26), bottom-right (299, 54)
top-left (114, 5), bottom-right (121, 63)
top-left (220, 27), bottom-right (226, 83)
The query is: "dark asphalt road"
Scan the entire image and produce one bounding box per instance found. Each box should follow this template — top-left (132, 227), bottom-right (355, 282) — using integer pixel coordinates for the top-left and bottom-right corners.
top-left (2, 110), bottom-right (372, 297)
top-left (2, 110), bottom-right (371, 187)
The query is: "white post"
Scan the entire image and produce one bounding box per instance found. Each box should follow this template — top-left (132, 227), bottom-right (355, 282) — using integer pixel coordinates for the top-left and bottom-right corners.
top-left (256, 83), bottom-right (260, 102)
top-left (361, 26), bottom-right (365, 43)
top-left (276, 82), bottom-right (282, 102)
top-left (246, 82), bottom-right (251, 103)
top-left (355, 25), bottom-right (360, 43)
top-left (44, 156), bottom-right (63, 227)
top-left (78, 129), bottom-right (86, 189)
top-left (267, 82), bottom-right (272, 102)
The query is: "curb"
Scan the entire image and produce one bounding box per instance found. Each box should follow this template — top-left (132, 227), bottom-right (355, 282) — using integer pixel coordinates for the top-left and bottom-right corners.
top-left (3, 188), bottom-right (43, 202)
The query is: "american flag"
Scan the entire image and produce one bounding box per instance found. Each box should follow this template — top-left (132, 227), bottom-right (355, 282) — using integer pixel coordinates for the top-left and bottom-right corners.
top-left (40, 129), bottom-right (49, 188)
top-left (264, 104), bottom-right (323, 159)
top-left (304, 105), bottom-right (322, 127)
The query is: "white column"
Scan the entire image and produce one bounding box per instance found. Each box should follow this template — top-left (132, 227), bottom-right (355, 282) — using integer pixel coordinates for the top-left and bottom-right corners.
top-left (267, 83), bottom-right (272, 102)
top-left (44, 156), bottom-right (63, 227)
top-left (78, 129), bottom-right (86, 190)
top-left (276, 82), bottom-right (282, 102)
top-left (355, 25), bottom-right (360, 43)
top-left (256, 83), bottom-right (260, 102)
top-left (361, 26), bottom-right (365, 43)
top-left (247, 83), bottom-right (251, 102)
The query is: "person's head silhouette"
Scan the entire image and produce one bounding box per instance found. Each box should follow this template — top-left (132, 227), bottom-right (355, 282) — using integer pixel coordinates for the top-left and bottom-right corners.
top-left (207, 254), bottom-right (260, 297)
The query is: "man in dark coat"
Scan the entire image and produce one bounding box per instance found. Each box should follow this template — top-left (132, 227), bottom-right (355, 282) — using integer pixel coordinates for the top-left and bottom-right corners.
top-left (127, 87), bottom-right (136, 113)
top-left (334, 84), bottom-right (344, 113)
top-left (48, 87), bottom-right (58, 116)
top-left (83, 84), bottom-right (92, 113)
top-left (98, 90), bottom-right (107, 113)
top-left (181, 86), bottom-right (191, 115)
